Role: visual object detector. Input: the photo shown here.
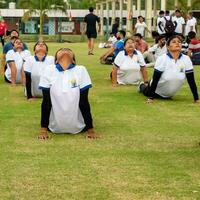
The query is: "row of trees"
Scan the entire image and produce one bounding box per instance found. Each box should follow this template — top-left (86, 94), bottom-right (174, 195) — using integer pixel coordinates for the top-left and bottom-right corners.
top-left (0, 0), bottom-right (95, 9)
top-left (0, 0), bottom-right (199, 38)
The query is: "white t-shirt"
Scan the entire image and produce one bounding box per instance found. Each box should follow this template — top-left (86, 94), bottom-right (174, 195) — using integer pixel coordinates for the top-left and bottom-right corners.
top-left (157, 16), bottom-right (165, 34)
top-left (148, 44), bottom-right (167, 60)
top-left (185, 17), bottom-right (196, 36)
top-left (135, 22), bottom-right (147, 37)
top-left (174, 16), bottom-right (185, 34)
top-left (5, 49), bottom-right (31, 83)
top-left (24, 55), bottom-right (54, 97)
top-left (114, 50), bottom-right (146, 85)
top-left (153, 53), bottom-right (193, 98)
top-left (108, 36), bottom-right (117, 45)
top-left (39, 64), bottom-right (92, 134)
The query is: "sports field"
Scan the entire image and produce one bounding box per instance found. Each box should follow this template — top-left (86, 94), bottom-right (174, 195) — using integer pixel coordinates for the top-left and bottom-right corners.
top-left (0, 42), bottom-right (200, 200)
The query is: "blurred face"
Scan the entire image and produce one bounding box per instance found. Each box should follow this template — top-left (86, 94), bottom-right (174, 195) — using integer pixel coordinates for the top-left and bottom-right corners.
top-left (35, 42), bottom-right (47, 54)
top-left (13, 39), bottom-right (23, 50)
top-left (124, 39), bottom-right (135, 52)
top-left (116, 32), bottom-right (121, 40)
top-left (158, 38), bottom-right (166, 46)
top-left (56, 48), bottom-right (74, 64)
top-left (175, 12), bottom-right (181, 17)
top-left (134, 36), bottom-right (141, 42)
top-left (167, 37), bottom-right (182, 52)
top-left (138, 17), bottom-right (144, 23)
top-left (11, 31), bottom-right (19, 38)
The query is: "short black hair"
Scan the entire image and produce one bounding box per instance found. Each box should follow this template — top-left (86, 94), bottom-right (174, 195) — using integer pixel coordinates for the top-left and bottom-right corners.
top-left (165, 10), bottom-right (170, 15)
top-left (10, 29), bottom-right (19, 36)
top-left (89, 7), bottom-right (94, 12)
top-left (138, 15), bottom-right (144, 19)
top-left (188, 31), bottom-right (196, 39)
top-left (175, 9), bottom-right (181, 13)
top-left (159, 10), bottom-right (165, 15)
top-left (119, 30), bottom-right (126, 38)
top-left (157, 35), bottom-right (166, 41)
top-left (134, 33), bottom-right (143, 39)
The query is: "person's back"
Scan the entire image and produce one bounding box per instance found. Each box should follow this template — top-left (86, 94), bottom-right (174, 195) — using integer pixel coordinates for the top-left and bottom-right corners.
top-left (84, 13), bottom-right (99, 33)
top-left (84, 7), bottom-right (100, 55)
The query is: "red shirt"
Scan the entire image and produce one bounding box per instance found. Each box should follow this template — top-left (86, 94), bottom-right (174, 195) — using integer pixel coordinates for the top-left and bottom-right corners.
top-left (189, 39), bottom-right (200, 52)
top-left (135, 39), bottom-right (149, 53)
top-left (0, 22), bottom-right (7, 35)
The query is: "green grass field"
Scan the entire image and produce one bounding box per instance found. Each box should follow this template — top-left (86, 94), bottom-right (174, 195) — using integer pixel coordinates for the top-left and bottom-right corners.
top-left (0, 42), bottom-right (200, 200)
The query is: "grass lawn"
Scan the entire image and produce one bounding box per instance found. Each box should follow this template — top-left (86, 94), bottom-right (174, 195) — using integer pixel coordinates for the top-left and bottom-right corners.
top-left (0, 42), bottom-right (200, 200)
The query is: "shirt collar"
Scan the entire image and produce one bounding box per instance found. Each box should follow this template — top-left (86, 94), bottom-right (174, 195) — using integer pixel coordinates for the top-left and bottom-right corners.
top-left (34, 55), bottom-right (46, 62)
top-left (56, 63), bottom-right (75, 72)
top-left (124, 50), bottom-right (138, 56)
top-left (167, 51), bottom-right (183, 60)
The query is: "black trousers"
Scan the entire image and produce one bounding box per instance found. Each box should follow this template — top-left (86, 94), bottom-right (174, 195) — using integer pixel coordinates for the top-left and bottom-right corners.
top-left (139, 83), bottom-right (169, 99)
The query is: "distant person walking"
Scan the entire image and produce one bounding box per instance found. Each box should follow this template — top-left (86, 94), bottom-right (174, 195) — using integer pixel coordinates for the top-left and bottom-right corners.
top-left (84, 7), bottom-right (100, 55)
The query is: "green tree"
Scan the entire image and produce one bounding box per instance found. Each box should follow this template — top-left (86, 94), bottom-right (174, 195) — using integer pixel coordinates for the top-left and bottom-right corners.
top-left (0, 0), bottom-right (7, 8)
top-left (17, 0), bottom-right (69, 37)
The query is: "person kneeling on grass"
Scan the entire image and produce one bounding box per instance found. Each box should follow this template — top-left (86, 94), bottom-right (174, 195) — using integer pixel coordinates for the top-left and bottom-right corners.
top-left (111, 38), bottom-right (148, 86)
top-left (38, 48), bottom-right (97, 139)
top-left (23, 41), bottom-right (54, 100)
top-left (139, 35), bottom-right (200, 103)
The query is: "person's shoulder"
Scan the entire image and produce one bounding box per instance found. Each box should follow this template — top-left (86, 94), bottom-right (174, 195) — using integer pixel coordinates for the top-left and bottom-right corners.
top-left (75, 65), bottom-right (87, 71)
top-left (181, 53), bottom-right (190, 60)
top-left (135, 49), bottom-right (143, 56)
top-left (117, 50), bottom-right (125, 56)
top-left (7, 49), bottom-right (15, 55)
top-left (46, 55), bottom-right (54, 61)
top-left (158, 53), bottom-right (167, 60)
top-left (4, 42), bottom-right (12, 49)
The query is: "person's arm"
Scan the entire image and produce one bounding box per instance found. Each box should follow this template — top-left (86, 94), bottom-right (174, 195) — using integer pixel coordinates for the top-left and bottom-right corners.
top-left (111, 65), bottom-right (118, 86)
top-left (100, 47), bottom-right (115, 61)
top-left (158, 21), bottom-right (164, 32)
top-left (8, 61), bottom-right (17, 86)
top-left (140, 66), bottom-right (148, 83)
top-left (147, 69), bottom-right (162, 102)
top-left (187, 49), bottom-right (192, 57)
top-left (186, 71), bottom-right (199, 102)
top-left (79, 88), bottom-right (97, 139)
top-left (39, 89), bottom-right (52, 139)
top-left (21, 64), bottom-right (26, 86)
top-left (25, 72), bottom-right (33, 99)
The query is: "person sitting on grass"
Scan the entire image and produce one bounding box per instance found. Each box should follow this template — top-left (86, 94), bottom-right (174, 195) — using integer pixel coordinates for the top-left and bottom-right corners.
top-left (23, 41), bottom-right (54, 101)
top-left (187, 31), bottom-right (200, 65)
top-left (111, 38), bottom-right (148, 86)
top-left (143, 35), bottom-right (167, 67)
top-left (38, 48), bottom-right (98, 140)
top-left (2, 29), bottom-right (28, 73)
top-left (98, 32), bottom-right (117, 48)
top-left (99, 30), bottom-right (126, 65)
top-left (139, 35), bottom-right (199, 104)
top-left (133, 33), bottom-right (149, 54)
top-left (5, 38), bottom-right (31, 86)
